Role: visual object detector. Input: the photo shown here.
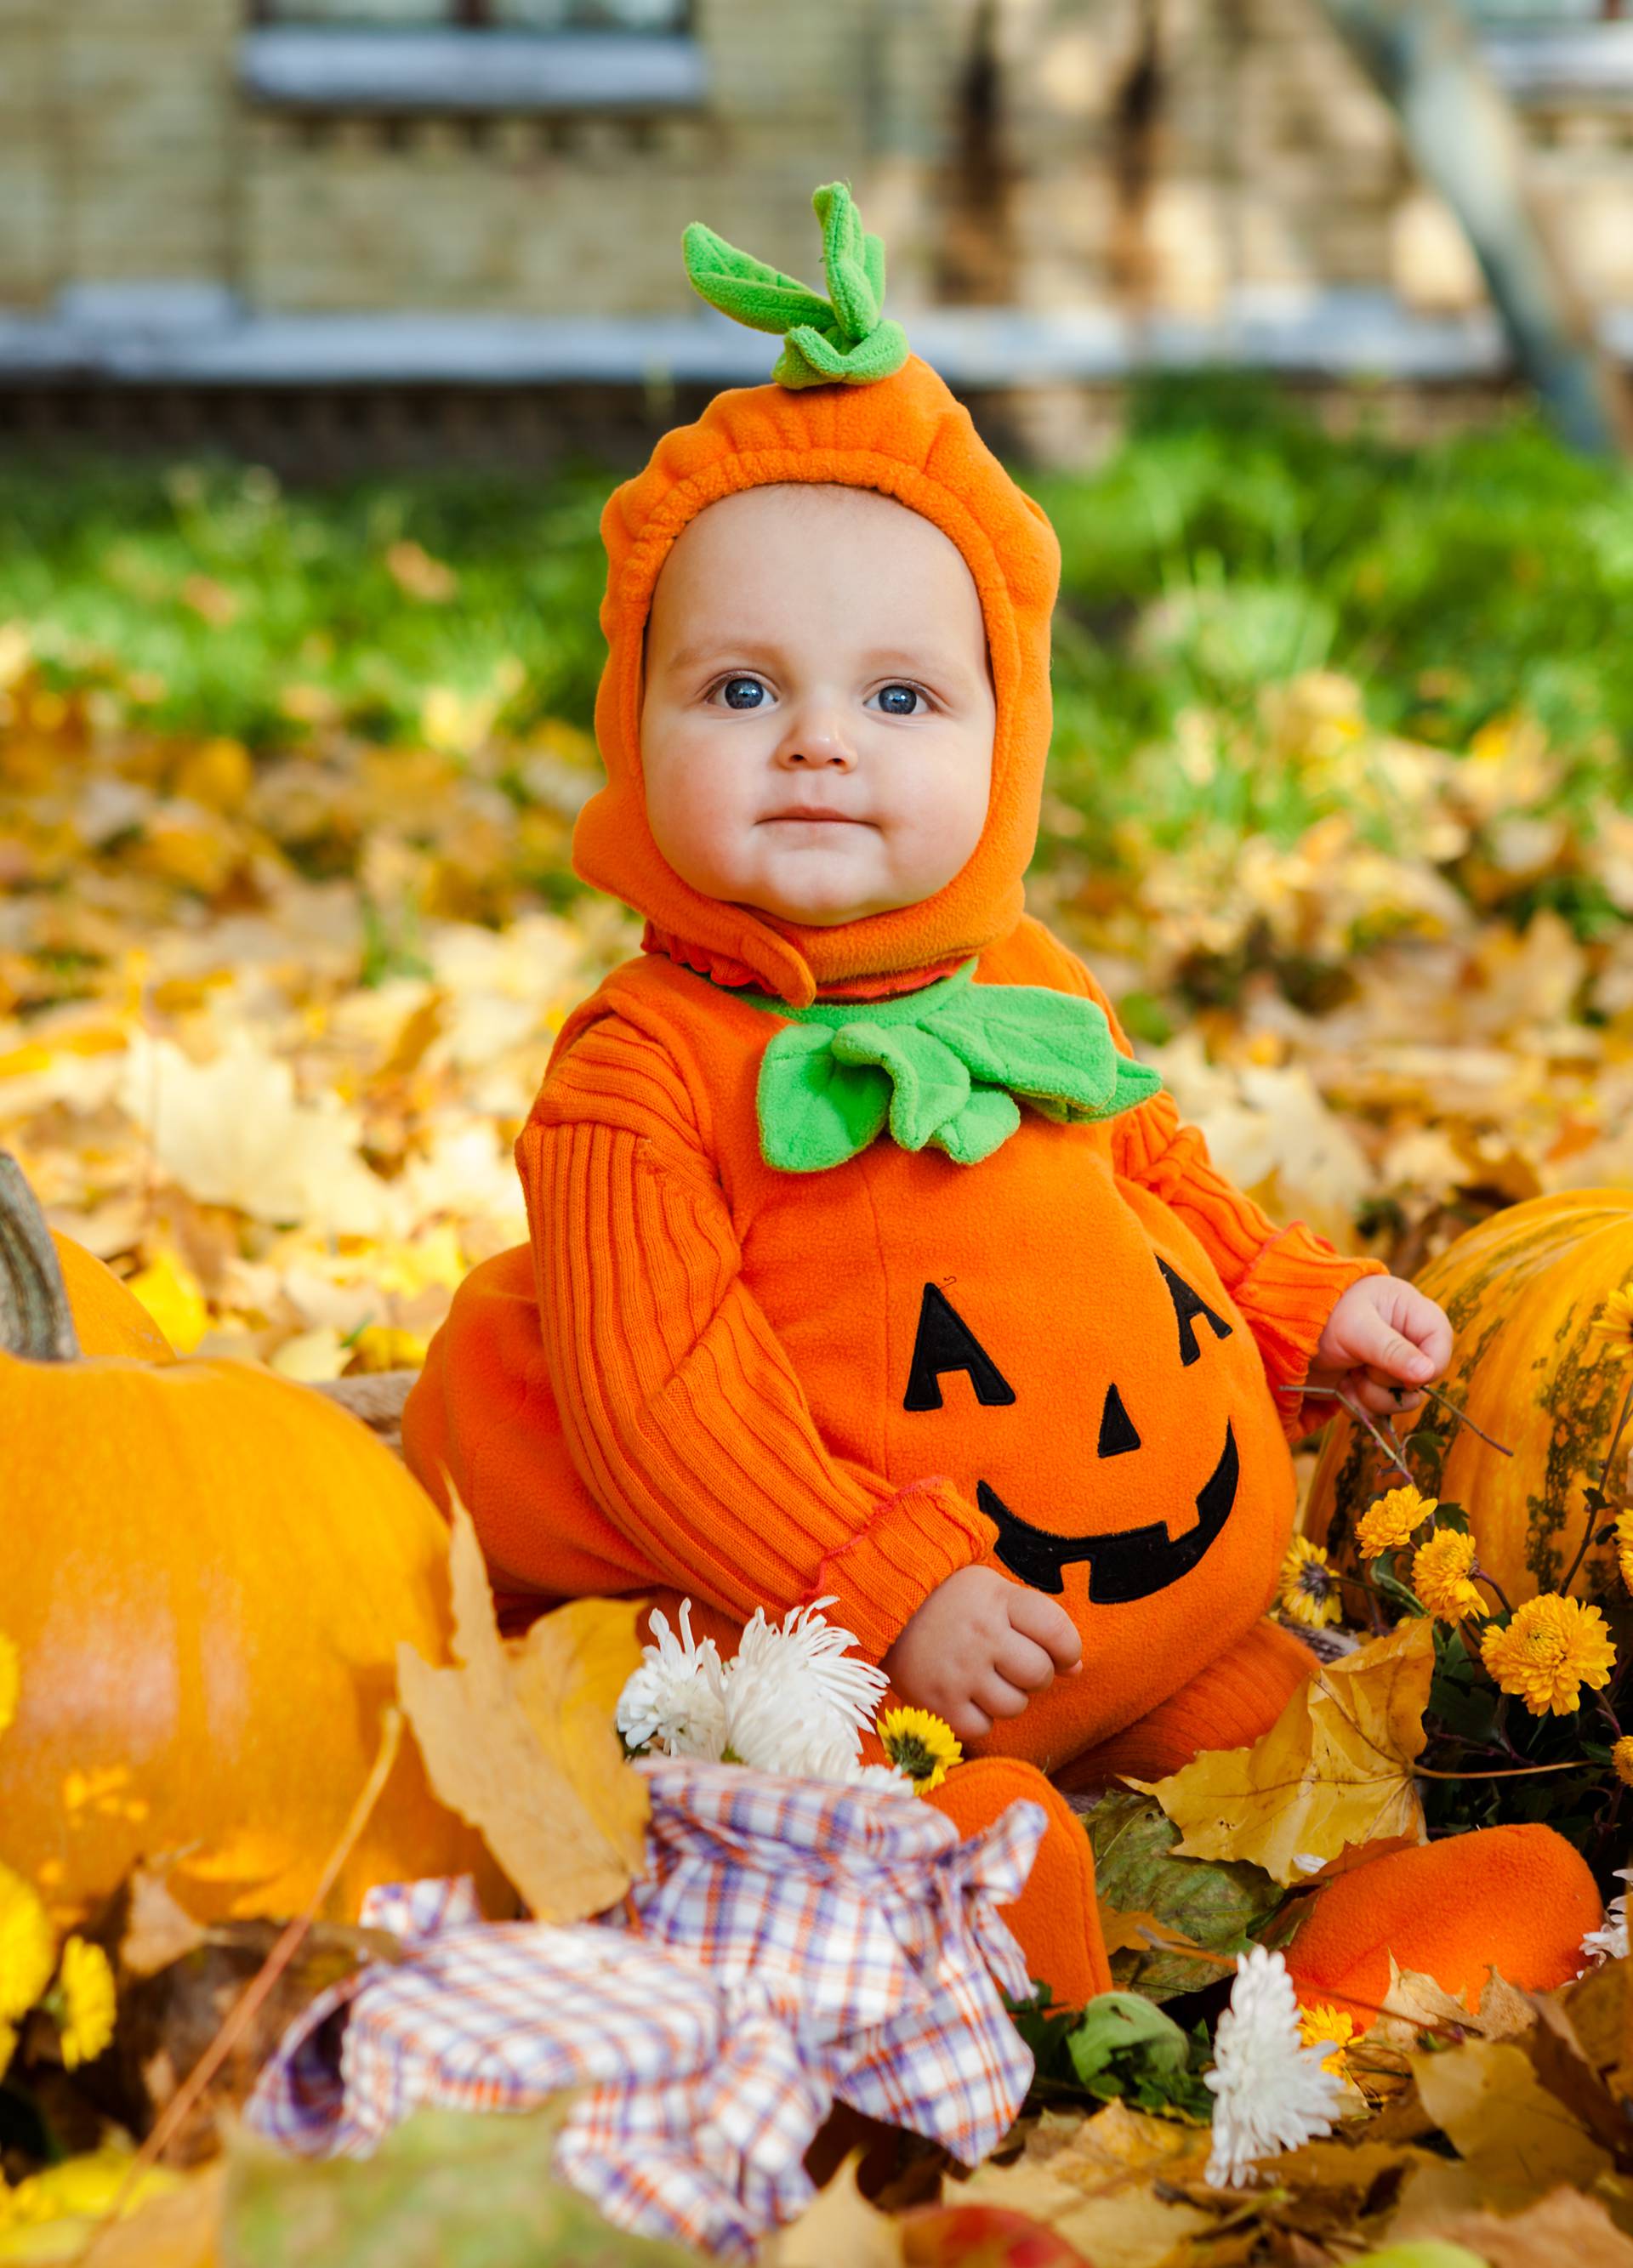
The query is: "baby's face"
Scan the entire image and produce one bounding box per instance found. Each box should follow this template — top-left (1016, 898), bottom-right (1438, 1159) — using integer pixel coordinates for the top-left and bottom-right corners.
top-left (640, 484), bottom-right (996, 929)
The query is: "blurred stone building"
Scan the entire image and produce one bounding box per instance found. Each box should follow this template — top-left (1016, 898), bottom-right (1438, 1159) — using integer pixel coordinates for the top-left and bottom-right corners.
top-left (2, 0), bottom-right (1630, 460)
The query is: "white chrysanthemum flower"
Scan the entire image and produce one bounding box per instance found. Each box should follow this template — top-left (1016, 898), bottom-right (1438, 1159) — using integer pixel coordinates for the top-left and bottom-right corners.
top-left (847, 1762), bottom-right (918, 1798)
top-left (1204, 1947), bottom-right (1346, 2188)
top-left (1581, 1867), bottom-right (1632, 1966)
top-left (616, 1601), bottom-right (727, 1760)
top-left (720, 1598), bottom-right (889, 1780)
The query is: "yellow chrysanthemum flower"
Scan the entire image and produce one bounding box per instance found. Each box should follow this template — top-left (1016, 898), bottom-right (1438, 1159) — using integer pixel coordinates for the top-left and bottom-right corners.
top-left (1613, 1737), bottom-right (1633, 1789)
top-left (1279, 1535), bottom-right (1343, 1630)
top-left (0, 1862), bottom-right (55, 2024)
top-left (1411, 1528), bottom-right (1485, 1623)
top-left (1298, 2000), bottom-right (1357, 2079)
top-left (876, 1707), bottom-right (962, 1794)
top-left (0, 1634), bottom-right (18, 1742)
top-left (54, 1935), bottom-right (116, 2070)
top-left (0, 2146), bottom-right (179, 2229)
top-left (1586, 1287), bottom-right (1633, 1360)
top-left (1356, 1486), bottom-right (1437, 1560)
top-left (1481, 1594), bottom-right (1617, 1717)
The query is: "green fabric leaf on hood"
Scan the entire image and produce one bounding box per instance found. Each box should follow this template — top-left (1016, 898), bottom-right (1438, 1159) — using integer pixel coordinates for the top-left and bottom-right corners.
top-left (681, 181), bottom-right (909, 391)
top-left (739, 960), bottom-right (1163, 1173)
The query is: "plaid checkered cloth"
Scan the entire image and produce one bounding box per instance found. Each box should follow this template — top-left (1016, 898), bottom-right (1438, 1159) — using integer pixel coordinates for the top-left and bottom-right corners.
top-left (248, 1763), bottom-right (1044, 2259)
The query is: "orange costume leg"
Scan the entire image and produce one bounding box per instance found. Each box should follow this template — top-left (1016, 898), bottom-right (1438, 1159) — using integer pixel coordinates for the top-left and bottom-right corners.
top-left (1052, 1618), bottom-right (1319, 1793)
top-left (1285, 1824), bottom-right (1601, 2022)
top-left (925, 1758), bottom-right (1112, 2011)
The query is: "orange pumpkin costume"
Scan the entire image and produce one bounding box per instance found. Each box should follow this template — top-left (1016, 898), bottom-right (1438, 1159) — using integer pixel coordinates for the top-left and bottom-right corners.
top-left (407, 186), bottom-right (1596, 2013)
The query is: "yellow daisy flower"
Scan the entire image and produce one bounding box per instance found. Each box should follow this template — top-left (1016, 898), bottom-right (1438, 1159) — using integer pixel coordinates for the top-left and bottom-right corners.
top-left (1357, 1486), bottom-right (1437, 1560)
top-left (0, 1862), bottom-right (55, 2024)
top-left (876, 1707), bottom-right (962, 1794)
top-left (1482, 1594), bottom-right (1617, 1718)
top-left (52, 1936), bottom-right (116, 2070)
top-left (1411, 1528), bottom-right (1485, 1623)
top-left (1298, 2001), bottom-right (1357, 2080)
top-left (1612, 1737), bottom-right (1633, 1788)
top-left (1279, 1536), bottom-right (1343, 1630)
top-left (0, 1633), bottom-right (17, 1740)
top-left (1586, 1287), bottom-right (1633, 1360)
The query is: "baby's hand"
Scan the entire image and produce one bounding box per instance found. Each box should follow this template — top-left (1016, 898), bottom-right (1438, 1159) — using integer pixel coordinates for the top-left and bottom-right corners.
top-left (1310, 1276), bottom-right (1454, 1418)
top-left (881, 1566), bottom-right (1082, 1743)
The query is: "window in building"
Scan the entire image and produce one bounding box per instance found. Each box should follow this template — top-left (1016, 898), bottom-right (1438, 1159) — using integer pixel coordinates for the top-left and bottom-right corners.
top-left (249, 0), bottom-right (688, 26)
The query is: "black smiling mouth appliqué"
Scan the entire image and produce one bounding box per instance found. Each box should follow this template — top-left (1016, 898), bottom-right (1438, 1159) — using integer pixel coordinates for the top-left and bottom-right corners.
top-left (980, 1422), bottom-right (1240, 1601)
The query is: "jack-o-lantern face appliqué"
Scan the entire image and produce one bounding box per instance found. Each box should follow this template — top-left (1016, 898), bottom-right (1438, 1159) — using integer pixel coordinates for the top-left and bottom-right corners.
top-left (904, 1261), bottom-right (1240, 1602)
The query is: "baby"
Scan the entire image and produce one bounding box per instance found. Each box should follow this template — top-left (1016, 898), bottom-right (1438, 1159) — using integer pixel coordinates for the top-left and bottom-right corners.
top-left (632, 474), bottom-right (1448, 1747)
top-left (407, 183), bottom-right (1565, 1998)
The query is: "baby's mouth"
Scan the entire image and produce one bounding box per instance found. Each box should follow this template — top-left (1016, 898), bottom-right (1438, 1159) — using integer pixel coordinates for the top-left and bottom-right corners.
top-left (760, 809), bottom-right (871, 826)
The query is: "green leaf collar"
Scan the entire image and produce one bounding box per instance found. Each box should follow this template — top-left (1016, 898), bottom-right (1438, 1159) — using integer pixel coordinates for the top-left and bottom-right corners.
top-left (732, 961), bottom-right (1164, 1174)
top-left (682, 181), bottom-right (910, 390)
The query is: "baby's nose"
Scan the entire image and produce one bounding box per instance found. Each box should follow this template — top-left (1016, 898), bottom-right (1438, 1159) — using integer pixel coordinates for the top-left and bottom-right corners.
top-left (778, 711), bottom-right (857, 769)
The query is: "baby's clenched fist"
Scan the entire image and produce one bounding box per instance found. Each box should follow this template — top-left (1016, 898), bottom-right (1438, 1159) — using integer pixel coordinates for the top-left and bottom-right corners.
top-left (881, 1565), bottom-right (1082, 1742)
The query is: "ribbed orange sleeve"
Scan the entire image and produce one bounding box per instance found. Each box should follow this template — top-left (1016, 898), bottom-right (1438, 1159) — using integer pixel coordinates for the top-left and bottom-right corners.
top-left (1011, 923), bottom-right (1385, 1438)
top-left (518, 1025), bottom-right (996, 1659)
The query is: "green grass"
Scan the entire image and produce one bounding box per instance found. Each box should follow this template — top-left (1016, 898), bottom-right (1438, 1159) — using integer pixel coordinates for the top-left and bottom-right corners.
top-left (5, 381), bottom-right (1631, 851)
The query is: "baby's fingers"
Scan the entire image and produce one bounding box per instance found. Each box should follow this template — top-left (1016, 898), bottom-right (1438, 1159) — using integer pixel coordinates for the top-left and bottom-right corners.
top-left (993, 1629), bottom-right (1061, 1696)
top-left (1349, 1372), bottom-right (1425, 1418)
top-left (944, 1697), bottom-right (993, 1742)
top-left (1007, 1585), bottom-right (1083, 1674)
top-left (972, 1670), bottom-right (1033, 1722)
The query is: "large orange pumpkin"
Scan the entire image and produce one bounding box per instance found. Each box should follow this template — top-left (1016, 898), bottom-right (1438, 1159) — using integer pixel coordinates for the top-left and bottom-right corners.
top-left (0, 1154), bottom-right (487, 1924)
top-left (49, 1230), bottom-right (175, 1363)
top-left (1306, 1187), bottom-right (1633, 1606)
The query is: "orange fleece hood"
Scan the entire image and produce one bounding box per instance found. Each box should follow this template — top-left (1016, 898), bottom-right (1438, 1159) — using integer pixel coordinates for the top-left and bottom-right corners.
top-left (572, 193), bottom-right (1061, 1007)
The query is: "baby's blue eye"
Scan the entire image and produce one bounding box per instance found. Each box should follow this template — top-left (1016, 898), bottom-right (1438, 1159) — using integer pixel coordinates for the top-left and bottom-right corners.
top-left (875, 683), bottom-right (925, 717)
top-left (720, 676), bottom-right (766, 710)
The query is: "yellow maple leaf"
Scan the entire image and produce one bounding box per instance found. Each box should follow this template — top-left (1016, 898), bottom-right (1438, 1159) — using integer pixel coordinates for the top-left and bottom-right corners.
top-left (1132, 1617), bottom-right (1434, 1884)
top-left (397, 1493), bottom-right (649, 1924)
top-left (125, 1249), bottom-right (209, 1355)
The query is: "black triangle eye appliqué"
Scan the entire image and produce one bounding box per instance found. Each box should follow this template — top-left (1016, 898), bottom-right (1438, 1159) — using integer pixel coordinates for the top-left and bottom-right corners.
top-left (1096, 1383), bottom-right (1141, 1458)
top-left (1157, 1259), bottom-right (1232, 1367)
top-left (903, 1283), bottom-right (1016, 1412)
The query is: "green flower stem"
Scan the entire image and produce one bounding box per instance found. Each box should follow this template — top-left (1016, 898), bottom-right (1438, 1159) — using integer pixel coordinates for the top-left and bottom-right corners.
top-left (1562, 1368), bottom-right (1633, 1596)
top-left (1409, 1756), bottom-right (1593, 1781)
top-left (1474, 1566), bottom-right (1515, 1616)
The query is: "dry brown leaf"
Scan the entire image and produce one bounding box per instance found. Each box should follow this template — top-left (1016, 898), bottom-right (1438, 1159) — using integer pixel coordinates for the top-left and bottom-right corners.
top-left (1270, 2134), bottom-right (1441, 2197)
top-left (1094, 1903), bottom-right (1214, 1964)
top-left (959, 2102), bottom-right (1218, 2268)
top-left (1369, 1959), bottom-right (1538, 2053)
top-left (1132, 1617), bottom-right (1433, 1884)
top-left (118, 1864), bottom-right (208, 1979)
top-left (1557, 1955), bottom-right (1628, 2078)
top-left (396, 1492), bottom-right (648, 1922)
top-left (1522, 1987), bottom-right (1629, 2157)
top-left (1405, 2038), bottom-right (1612, 2213)
top-left (1397, 2181), bottom-right (1633, 2266)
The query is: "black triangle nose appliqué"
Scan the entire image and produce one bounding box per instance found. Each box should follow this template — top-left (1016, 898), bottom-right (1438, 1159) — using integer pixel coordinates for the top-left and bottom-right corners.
top-left (1096, 1382), bottom-right (1141, 1458)
top-left (903, 1283), bottom-right (1016, 1412)
top-left (1157, 1258), bottom-right (1233, 1367)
